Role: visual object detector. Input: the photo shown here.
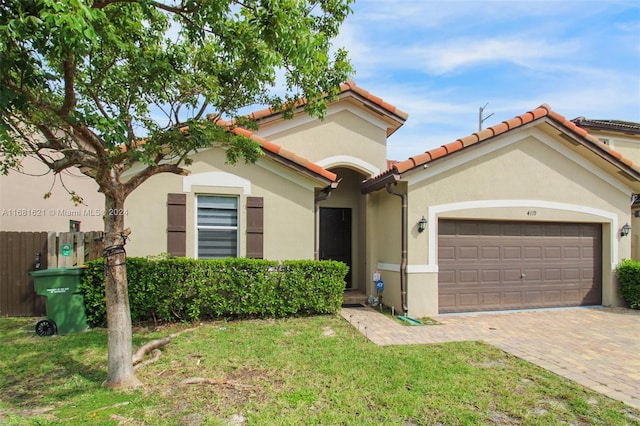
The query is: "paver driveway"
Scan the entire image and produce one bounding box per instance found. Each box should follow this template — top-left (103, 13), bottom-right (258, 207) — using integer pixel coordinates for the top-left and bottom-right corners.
top-left (341, 306), bottom-right (640, 409)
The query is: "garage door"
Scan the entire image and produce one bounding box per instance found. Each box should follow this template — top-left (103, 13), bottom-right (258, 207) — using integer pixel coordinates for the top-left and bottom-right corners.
top-left (438, 220), bottom-right (602, 313)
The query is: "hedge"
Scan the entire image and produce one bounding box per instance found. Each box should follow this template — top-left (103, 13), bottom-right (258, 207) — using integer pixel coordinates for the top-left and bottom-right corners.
top-left (616, 259), bottom-right (640, 309)
top-left (81, 257), bottom-right (349, 326)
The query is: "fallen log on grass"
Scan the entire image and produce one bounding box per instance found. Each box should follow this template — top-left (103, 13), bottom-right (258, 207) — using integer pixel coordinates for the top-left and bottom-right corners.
top-left (132, 326), bottom-right (200, 368)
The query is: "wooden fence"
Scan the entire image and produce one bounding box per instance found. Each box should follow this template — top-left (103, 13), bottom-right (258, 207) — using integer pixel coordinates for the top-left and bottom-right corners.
top-left (0, 231), bottom-right (103, 317)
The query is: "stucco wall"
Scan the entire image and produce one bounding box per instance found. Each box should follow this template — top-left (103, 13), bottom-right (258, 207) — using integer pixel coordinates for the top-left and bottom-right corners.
top-left (124, 147), bottom-right (317, 260)
top-left (0, 156), bottom-right (104, 232)
top-left (366, 186), bottom-right (404, 311)
top-left (371, 129), bottom-right (635, 317)
top-left (585, 129), bottom-right (640, 166)
top-left (259, 107), bottom-right (389, 176)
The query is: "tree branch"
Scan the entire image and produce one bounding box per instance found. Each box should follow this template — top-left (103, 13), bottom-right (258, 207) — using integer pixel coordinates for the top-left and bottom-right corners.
top-left (93, 0), bottom-right (201, 15)
top-left (58, 51), bottom-right (76, 117)
top-left (123, 163), bottom-right (187, 197)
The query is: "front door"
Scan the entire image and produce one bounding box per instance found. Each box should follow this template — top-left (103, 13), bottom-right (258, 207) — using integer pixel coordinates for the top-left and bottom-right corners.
top-left (319, 208), bottom-right (352, 288)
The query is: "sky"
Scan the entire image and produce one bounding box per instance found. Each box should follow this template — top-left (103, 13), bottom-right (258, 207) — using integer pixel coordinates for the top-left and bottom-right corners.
top-left (335, 0), bottom-right (640, 161)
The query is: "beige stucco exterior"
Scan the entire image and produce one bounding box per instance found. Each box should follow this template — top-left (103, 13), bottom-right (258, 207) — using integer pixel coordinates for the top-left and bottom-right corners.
top-left (0, 155), bottom-right (104, 232)
top-left (257, 101), bottom-right (392, 176)
top-left (125, 147), bottom-right (321, 260)
top-left (368, 123), bottom-right (639, 317)
top-left (124, 97), bottom-right (396, 296)
top-left (586, 130), bottom-right (640, 166)
top-left (122, 99), bottom-right (639, 317)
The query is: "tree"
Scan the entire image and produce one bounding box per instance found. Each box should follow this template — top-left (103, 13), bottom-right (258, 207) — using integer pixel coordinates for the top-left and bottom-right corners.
top-left (0, 0), bottom-right (352, 388)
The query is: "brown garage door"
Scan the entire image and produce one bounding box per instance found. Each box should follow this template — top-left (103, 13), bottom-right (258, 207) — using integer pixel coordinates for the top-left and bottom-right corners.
top-left (438, 220), bottom-right (602, 313)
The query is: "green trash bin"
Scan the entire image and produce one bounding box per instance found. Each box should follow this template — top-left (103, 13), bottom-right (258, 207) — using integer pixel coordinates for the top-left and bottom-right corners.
top-left (30, 267), bottom-right (88, 336)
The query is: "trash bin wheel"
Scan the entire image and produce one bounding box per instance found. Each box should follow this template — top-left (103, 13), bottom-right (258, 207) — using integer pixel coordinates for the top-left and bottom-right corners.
top-left (35, 319), bottom-right (57, 337)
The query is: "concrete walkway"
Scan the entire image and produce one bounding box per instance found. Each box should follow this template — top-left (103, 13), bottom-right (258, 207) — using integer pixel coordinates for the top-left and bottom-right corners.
top-left (341, 306), bottom-right (640, 409)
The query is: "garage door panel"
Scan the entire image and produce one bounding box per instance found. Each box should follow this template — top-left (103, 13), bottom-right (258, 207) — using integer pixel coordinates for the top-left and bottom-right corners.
top-left (523, 291), bottom-right (542, 304)
top-left (438, 220), bottom-right (602, 313)
top-left (459, 270), bottom-right (479, 282)
top-left (542, 290), bottom-right (562, 303)
top-left (480, 292), bottom-right (501, 305)
top-left (523, 269), bottom-right (541, 281)
top-left (482, 246), bottom-right (500, 259)
top-left (544, 246), bottom-right (562, 259)
top-left (439, 270), bottom-right (455, 284)
top-left (503, 247), bottom-right (522, 258)
top-left (439, 246), bottom-right (455, 260)
top-left (504, 269), bottom-right (523, 281)
top-left (482, 269), bottom-right (500, 282)
top-left (564, 268), bottom-right (580, 280)
top-left (502, 291), bottom-right (522, 305)
top-left (459, 293), bottom-right (479, 307)
top-left (524, 246), bottom-right (542, 259)
top-left (459, 246), bottom-right (479, 259)
top-left (564, 246), bottom-right (581, 259)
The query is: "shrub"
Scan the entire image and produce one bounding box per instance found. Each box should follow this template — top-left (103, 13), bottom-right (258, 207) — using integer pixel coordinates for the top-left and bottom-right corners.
top-left (81, 257), bottom-right (348, 326)
top-left (616, 259), bottom-right (640, 309)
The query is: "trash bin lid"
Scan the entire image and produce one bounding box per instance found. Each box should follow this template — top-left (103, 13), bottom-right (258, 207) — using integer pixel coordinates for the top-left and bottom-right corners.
top-left (30, 267), bottom-right (86, 277)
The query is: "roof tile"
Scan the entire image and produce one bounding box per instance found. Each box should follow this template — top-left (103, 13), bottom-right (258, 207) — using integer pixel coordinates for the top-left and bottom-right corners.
top-left (443, 140), bottom-right (464, 153)
top-left (428, 146), bottom-right (448, 161)
top-left (211, 118), bottom-right (336, 182)
top-left (458, 134), bottom-right (479, 148)
top-left (504, 116), bottom-right (523, 130)
top-left (365, 104), bottom-right (640, 183)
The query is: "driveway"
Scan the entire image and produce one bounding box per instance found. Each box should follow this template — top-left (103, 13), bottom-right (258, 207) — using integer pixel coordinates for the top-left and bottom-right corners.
top-left (340, 306), bottom-right (640, 409)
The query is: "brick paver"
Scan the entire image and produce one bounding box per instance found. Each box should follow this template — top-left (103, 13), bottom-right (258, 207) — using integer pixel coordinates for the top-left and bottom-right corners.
top-left (341, 306), bottom-right (640, 409)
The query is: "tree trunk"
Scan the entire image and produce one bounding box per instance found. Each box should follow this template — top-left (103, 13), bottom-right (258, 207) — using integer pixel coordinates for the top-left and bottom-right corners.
top-left (103, 193), bottom-right (142, 388)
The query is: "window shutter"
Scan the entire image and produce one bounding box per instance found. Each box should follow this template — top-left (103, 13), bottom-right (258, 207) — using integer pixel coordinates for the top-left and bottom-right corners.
top-left (246, 197), bottom-right (264, 259)
top-left (167, 193), bottom-right (187, 257)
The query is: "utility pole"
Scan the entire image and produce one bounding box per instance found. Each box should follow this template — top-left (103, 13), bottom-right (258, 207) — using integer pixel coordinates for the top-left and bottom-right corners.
top-left (479, 102), bottom-right (494, 131)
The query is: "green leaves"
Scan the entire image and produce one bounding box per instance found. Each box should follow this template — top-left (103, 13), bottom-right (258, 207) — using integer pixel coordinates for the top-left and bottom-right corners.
top-left (616, 259), bottom-right (640, 309)
top-left (1, 0), bottom-right (353, 184)
top-left (81, 257), bottom-right (349, 325)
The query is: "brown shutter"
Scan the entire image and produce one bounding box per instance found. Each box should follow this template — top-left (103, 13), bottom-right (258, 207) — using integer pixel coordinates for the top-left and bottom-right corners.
top-left (246, 196), bottom-right (264, 259)
top-left (167, 193), bottom-right (187, 257)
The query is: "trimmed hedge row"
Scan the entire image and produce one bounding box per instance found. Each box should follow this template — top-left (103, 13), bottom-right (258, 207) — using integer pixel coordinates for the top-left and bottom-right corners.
top-left (81, 257), bottom-right (348, 325)
top-left (616, 259), bottom-right (640, 309)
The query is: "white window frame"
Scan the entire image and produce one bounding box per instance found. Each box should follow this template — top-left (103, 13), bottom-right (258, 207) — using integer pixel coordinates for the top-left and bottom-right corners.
top-left (196, 194), bottom-right (240, 259)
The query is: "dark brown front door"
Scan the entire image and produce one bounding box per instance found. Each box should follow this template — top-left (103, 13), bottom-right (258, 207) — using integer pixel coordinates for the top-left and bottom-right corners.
top-left (320, 208), bottom-right (352, 288)
top-left (438, 220), bottom-right (602, 313)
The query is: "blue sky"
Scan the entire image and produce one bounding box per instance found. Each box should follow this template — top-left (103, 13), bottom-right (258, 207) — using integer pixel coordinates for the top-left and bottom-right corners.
top-left (336, 0), bottom-right (640, 161)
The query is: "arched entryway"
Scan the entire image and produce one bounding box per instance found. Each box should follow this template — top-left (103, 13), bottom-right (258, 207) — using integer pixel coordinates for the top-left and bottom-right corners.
top-left (317, 167), bottom-right (368, 291)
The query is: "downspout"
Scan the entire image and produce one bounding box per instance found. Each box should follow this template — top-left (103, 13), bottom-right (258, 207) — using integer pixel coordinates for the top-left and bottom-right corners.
top-left (386, 183), bottom-right (408, 314)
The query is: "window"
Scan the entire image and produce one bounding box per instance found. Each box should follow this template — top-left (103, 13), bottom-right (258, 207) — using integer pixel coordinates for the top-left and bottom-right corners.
top-left (197, 195), bottom-right (238, 258)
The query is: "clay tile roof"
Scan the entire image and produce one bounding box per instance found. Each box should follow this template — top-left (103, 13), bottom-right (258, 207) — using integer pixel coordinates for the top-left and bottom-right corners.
top-left (367, 104), bottom-right (639, 187)
top-left (572, 117), bottom-right (640, 135)
top-left (211, 118), bottom-right (337, 183)
top-left (247, 80), bottom-right (408, 134)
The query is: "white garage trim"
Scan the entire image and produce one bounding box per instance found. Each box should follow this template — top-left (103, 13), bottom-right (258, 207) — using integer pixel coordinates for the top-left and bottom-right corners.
top-left (427, 200), bottom-right (618, 268)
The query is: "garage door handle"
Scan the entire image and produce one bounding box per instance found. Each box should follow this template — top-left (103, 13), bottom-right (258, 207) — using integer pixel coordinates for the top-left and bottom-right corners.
top-left (521, 273), bottom-right (526, 279)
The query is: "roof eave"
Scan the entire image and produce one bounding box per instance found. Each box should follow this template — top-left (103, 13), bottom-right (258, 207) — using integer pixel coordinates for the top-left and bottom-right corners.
top-left (545, 117), bottom-right (640, 182)
top-left (361, 171), bottom-right (400, 194)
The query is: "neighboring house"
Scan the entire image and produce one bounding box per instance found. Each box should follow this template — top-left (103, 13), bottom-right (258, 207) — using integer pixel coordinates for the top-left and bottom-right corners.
top-left (0, 155), bottom-right (104, 232)
top-left (573, 117), bottom-right (640, 260)
top-left (119, 81), bottom-right (640, 317)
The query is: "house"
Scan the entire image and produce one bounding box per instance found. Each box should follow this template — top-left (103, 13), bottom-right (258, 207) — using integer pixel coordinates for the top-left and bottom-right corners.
top-left (572, 117), bottom-right (640, 260)
top-left (0, 155), bottom-right (104, 232)
top-left (124, 81), bottom-right (640, 317)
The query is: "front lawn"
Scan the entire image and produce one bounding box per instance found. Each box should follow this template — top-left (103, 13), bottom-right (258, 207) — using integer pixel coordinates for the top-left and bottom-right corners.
top-left (1, 316), bottom-right (638, 425)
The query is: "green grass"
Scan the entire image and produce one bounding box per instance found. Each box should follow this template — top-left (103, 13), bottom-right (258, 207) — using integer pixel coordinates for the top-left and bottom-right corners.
top-left (1, 315), bottom-right (639, 425)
